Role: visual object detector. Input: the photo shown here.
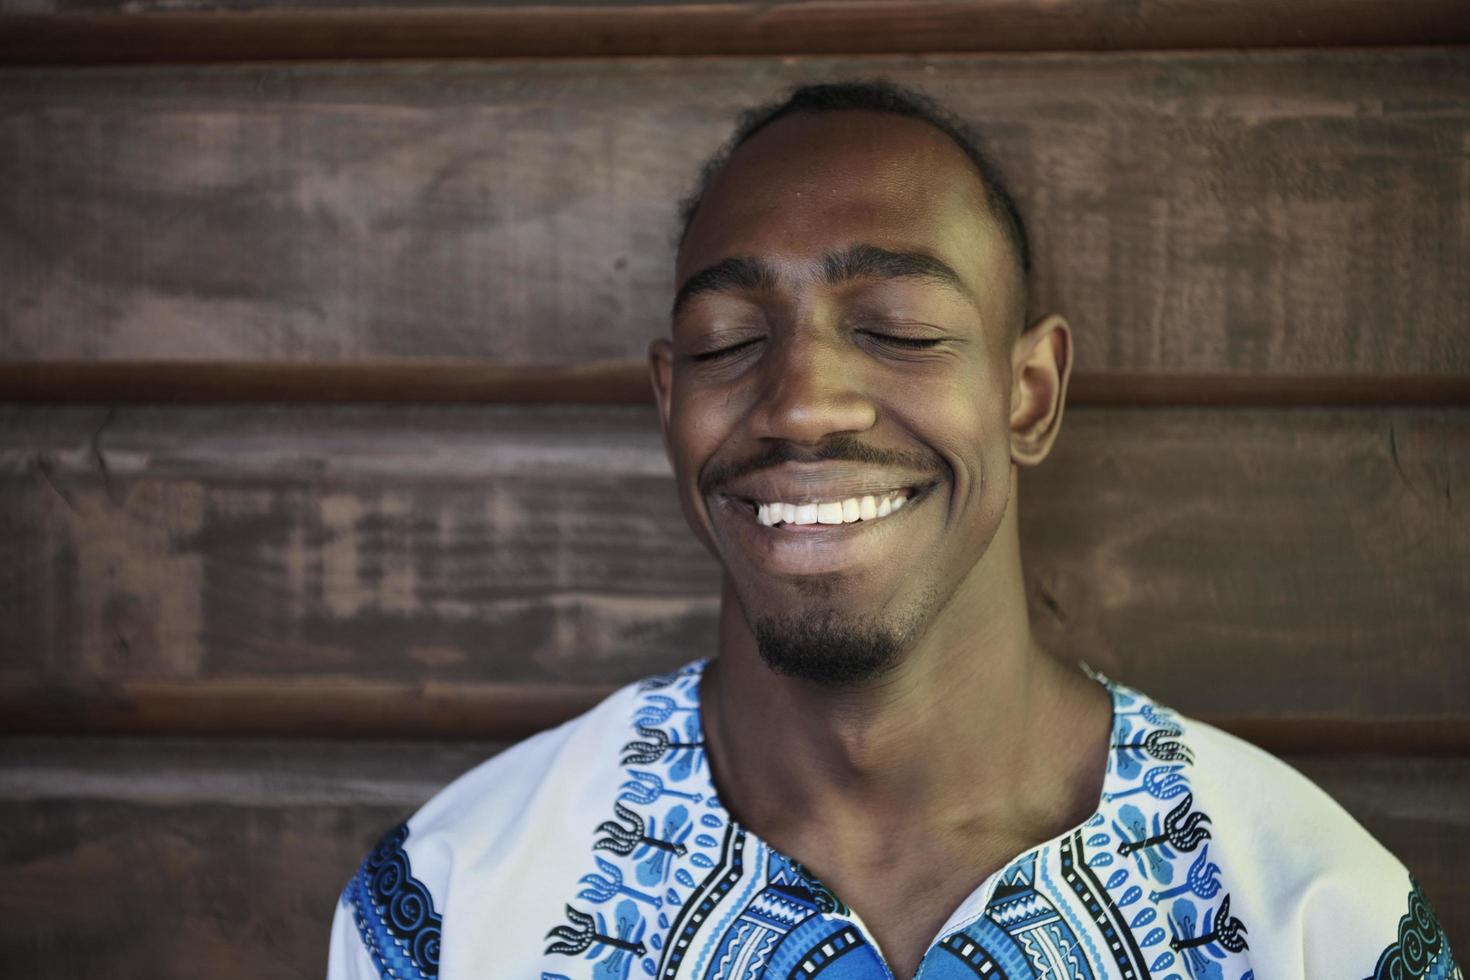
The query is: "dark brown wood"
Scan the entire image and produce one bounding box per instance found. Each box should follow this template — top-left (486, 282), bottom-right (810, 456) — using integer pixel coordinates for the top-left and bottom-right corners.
top-left (5, 361), bottom-right (1470, 406)
top-left (2, 404), bottom-right (1466, 740)
top-left (2, 52), bottom-right (1467, 375)
top-left (2, 1), bottom-right (1469, 64)
top-left (0, 360), bottom-right (656, 404)
top-left (0, 739), bottom-right (1465, 973)
top-left (1068, 373), bottom-right (1470, 407)
top-left (1209, 717), bottom-right (1470, 756)
top-left (6, 679), bottom-right (1470, 751)
top-left (0, 679), bottom-right (620, 739)
top-left (0, 736), bottom-right (442, 980)
top-left (0, 734), bottom-right (505, 805)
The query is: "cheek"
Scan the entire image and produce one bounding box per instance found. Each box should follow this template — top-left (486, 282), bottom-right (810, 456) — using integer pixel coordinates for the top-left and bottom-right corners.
top-left (671, 393), bottom-right (724, 486)
top-left (668, 391), bottom-right (738, 548)
top-left (919, 385), bottom-right (1011, 515)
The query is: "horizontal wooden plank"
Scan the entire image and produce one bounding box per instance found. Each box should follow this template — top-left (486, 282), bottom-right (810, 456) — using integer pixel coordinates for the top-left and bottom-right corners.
top-left (0, 679), bottom-right (625, 739)
top-left (0, 739), bottom-right (1464, 973)
top-left (4, 1), bottom-right (1469, 63)
top-left (1, 403), bottom-right (1466, 741)
top-left (1, 51), bottom-right (1466, 375)
top-left (0, 359), bottom-right (650, 404)
top-left (0, 734), bottom-right (504, 805)
top-left (5, 360), bottom-right (1470, 406)
top-left (6, 679), bottom-right (1470, 751)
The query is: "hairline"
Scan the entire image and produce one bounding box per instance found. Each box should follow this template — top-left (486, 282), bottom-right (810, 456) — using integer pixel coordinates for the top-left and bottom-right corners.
top-left (675, 90), bottom-right (1031, 336)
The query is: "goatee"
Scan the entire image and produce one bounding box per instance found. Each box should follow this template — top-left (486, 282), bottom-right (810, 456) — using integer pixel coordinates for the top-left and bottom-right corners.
top-left (752, 608), bottom-right (905, 686)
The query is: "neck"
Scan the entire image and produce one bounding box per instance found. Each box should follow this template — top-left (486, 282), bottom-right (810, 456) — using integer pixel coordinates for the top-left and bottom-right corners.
top-left (701, 480), bottom-right (1109, 857)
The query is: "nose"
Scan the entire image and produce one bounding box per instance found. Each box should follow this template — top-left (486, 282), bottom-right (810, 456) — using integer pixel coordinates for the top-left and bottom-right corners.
top-left (750, 333), bottom-right (879, 446)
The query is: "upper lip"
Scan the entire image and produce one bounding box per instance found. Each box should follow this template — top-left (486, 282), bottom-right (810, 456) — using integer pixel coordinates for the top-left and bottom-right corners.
top-left (717, 462), bottom-right (940, 504)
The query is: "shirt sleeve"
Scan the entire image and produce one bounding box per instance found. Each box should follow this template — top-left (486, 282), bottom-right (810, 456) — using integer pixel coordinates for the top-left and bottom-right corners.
top-left (1189, 722), bottom-right (1461, 977)
top-left (325, 821), bottom-right (445, 980)
top-left (326, 891), bottom-right (383, 980)
top-left (1308, 874), bottom-right (1462, 979)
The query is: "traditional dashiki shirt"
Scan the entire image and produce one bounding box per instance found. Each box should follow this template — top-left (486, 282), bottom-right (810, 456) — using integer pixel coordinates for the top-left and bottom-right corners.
top-left (327, 659), bottom-right (1460, 980)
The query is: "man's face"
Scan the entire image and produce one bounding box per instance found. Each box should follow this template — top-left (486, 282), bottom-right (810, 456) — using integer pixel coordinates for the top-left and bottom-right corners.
top-left (655, 110), bottom-right (1024, 684)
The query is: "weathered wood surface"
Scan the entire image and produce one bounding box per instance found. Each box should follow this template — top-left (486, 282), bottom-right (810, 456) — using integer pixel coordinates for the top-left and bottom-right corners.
top-left (0, 738), bottom-right (1465, 974)
top-left (2, 51), bottom-right (1467, 374)
top-left (5, 0), bottom-right (1469, 63)
top-left (1, 404), bottom-right (1465, 738)
top-left (6, 361), bottom-right (1470, 407)
top-left (0, 737), bottom-right (496, 980)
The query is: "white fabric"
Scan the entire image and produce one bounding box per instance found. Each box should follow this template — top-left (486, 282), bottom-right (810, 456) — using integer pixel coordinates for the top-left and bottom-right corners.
top-left (327, 660), bottom-right (1459, 980)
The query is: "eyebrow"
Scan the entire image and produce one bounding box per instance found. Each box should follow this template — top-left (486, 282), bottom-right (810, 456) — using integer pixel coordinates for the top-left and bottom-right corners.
top-left (670, 243), bottom-right (972, 318)
top-left (670, 256), bottom-right (779, 319)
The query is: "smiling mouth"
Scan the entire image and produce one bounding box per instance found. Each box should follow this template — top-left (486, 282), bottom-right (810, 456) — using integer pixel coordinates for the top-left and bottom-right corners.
top-left (735, 482), bottom-right (935, 528)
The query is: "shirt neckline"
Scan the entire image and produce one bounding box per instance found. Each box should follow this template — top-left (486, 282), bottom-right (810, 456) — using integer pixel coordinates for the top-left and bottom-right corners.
top-left (678, 656), bottom-right (1138, 969)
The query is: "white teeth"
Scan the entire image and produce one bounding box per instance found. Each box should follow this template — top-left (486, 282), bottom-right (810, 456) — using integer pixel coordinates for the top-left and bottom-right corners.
top-left (756, 491), bottom-right (913, 527)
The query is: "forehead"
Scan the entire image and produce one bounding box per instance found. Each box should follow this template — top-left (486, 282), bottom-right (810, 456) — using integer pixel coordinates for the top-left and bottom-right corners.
top-left (677, 110), bottom-right (1007, 300)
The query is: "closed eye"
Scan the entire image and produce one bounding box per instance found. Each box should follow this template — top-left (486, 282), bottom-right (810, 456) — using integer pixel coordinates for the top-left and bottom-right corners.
top-left (861, 331), bottom-right (945, 350)
top-left (690, 337), bottom-right (764, 362)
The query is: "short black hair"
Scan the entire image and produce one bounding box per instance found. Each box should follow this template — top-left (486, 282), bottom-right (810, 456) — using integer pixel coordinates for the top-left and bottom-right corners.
top-left (676, 78), bottom-right (1032, 319)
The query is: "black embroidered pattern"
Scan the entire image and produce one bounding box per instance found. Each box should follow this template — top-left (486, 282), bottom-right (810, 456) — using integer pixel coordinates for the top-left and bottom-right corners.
top-left (345, 822), bottom-right (443, 980)
top-left (1116, 791), bottom-right (1212, 857)
top-left (789, 859), bottom-right (848, 916)
top-left (1369, 878), bottom-right (1459, 980)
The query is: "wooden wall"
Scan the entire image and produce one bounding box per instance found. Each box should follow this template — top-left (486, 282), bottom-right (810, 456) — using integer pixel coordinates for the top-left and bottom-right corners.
top-left (2, 2), bottom-right (1468, 973)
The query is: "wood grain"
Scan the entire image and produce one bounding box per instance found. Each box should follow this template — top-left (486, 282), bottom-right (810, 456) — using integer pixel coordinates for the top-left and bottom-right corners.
top-left (2, 51), bottom-right (1466, 375)
top-left (5, 360), bottom-right (1470, 406)
top-left (4, 0), bottom-right (1469, 63)
top-left (0, 738), bottom-right (1464, 973)
top-left (1, 403), bottom-right (1465, 738)
top-left (7, 680), bottom-right (1470, 750)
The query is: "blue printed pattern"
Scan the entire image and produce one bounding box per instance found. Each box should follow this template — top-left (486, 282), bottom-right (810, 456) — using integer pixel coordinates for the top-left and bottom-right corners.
top-left (544, 663), bottom-right (890, 979)
top-left (344, 823), bottom-right (442, 980)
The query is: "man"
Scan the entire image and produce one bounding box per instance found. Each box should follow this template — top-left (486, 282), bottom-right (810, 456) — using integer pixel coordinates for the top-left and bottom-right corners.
top-left (327, 81), bottom-right (1459, 979)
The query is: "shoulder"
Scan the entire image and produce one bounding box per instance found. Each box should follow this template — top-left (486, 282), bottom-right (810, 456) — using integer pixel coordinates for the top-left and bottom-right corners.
top-left (409, 678), bottom-right (645, 850)
top-left (328, 664), bottom-right (700, 980)
top-left (1109, 680), bottom-right (1460, 977)
top-left (1104, 678), bottom-right (1397, 873)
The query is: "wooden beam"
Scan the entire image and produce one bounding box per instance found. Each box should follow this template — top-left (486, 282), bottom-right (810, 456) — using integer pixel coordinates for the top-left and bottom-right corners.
top-left (5, 405), bottom-right (1465, 725)
top-left (0, 679), bottom-right (614, 740)
top-left (6, 54), bottom-right (1467, 375)
top-left (3, 361), bottom-right (1469, 406)
top-left (0, 361), bottom-right (655, 405)
top-left (4, 680), bottom-right (1469, 753)
top-left (1068, 373), bottom-right (1470, 407)
top-left (2, 2), bottom-right (1468, 65)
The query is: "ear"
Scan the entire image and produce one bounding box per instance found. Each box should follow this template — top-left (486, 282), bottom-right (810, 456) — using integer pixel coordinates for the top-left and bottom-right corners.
top-left (1009, 313), bottom-right (1073, 467)
top-left (648, 337), bottom-right (676, 463)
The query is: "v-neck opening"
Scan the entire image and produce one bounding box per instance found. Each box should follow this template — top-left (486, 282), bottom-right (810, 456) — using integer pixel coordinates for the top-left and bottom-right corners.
top-left (682, 657), bottom-right (1131, 977)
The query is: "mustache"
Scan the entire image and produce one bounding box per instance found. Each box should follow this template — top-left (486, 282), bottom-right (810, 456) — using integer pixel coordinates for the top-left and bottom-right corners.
top-left (699, 435), bottom-right (946, 497)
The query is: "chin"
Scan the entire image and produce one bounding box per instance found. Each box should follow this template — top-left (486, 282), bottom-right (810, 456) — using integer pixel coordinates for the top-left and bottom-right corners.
top-left (752, 608), bottom-right (905, 687)
top-left (750, 575), bottom-right (951, 687)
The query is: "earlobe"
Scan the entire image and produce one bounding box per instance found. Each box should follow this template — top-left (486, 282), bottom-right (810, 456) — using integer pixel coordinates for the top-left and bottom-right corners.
top-left (1009, 313), bottom-right (1072, 467)
top-left (648, 338), bottom-right (676, 461)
